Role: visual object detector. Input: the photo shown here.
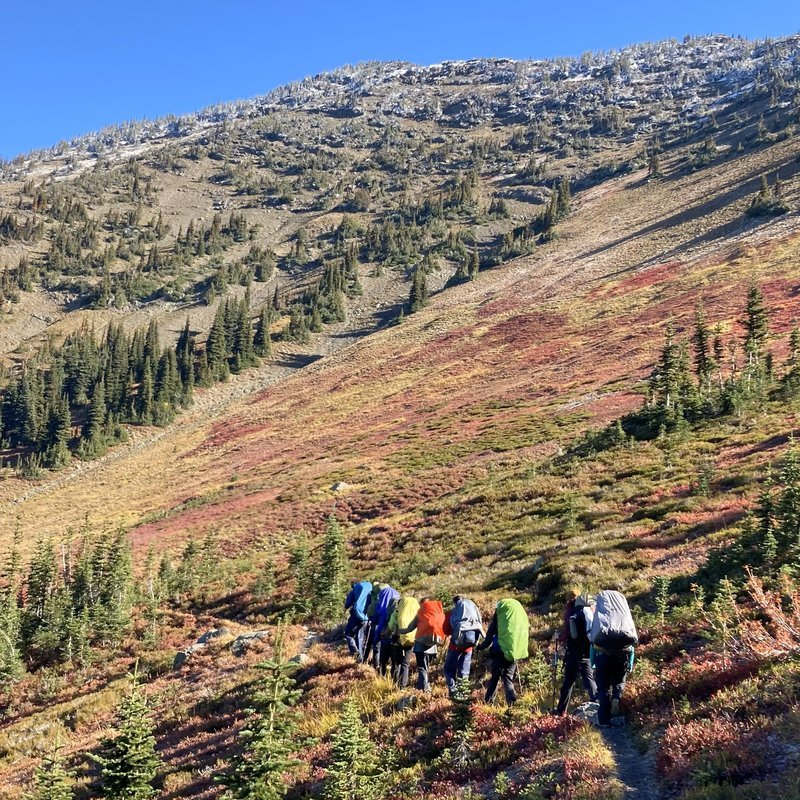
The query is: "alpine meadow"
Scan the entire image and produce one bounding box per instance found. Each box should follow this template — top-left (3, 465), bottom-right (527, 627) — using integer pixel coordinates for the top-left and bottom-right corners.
top-left (3, 31), bottom-right (800, 800)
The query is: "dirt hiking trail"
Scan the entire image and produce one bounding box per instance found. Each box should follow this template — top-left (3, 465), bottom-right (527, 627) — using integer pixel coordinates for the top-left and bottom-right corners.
top-left (601, 726), bottom-right (660, 800)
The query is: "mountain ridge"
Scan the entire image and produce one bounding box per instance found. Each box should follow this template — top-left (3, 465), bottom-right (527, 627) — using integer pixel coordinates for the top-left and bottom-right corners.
top-left (3, 33), bottom-right (798, 176)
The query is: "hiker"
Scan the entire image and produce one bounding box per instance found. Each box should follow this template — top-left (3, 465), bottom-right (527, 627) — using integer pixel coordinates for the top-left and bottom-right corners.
top-left (371, 584), bottom-right (400, 672)
top-left (557, 588), bottom-right (581, 649)
top-left (442, 595), bottom-right (484, 697)
top-left (555, 593), bottom-right (597, 715)
top-left (363, 581), bottom-right (386, 663)
top-left (389, 595), bottom-right (420, 687)
top-left (377, 595), bottom-right (399, 677)
top-left (589, 589), bottom-right (638, 727)
top-left (398, 596), bottom-right (446, 693)
top-left (344, 580), bottom-right (372, 662)
top-left (477, 598), bottom-right (529, 705)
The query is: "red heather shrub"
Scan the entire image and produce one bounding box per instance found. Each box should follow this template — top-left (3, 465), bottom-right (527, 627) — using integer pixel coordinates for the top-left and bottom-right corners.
top-left (657, 717), bottom-right (769, 786)
top-left (625, 650), bottom-right (758, 711)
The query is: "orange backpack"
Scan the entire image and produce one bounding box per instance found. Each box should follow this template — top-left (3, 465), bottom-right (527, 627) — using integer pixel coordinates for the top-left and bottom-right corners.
top-left (416, 599), bottom-right (446, 644)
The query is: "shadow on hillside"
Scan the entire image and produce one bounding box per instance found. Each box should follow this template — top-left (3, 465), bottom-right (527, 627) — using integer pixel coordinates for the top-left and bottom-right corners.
top-left (186, 588), bottom-right (251, 619)
top-left (274, 352), bottom-right (323, 369)
top-left (0, 667), bottom-right (132, 729)
top-left (373, 299), bottom-right (406, 328)
top-left (582, 155), bottom-right (800, 263)
top-left (620, 507), bottom-right (746, 554)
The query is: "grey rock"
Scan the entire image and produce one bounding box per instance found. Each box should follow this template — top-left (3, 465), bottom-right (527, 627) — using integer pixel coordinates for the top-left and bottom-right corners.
top-left (573, 701), bottom-right (600, 725)
top-left (197, 627), bottom-right (231, 644)
top-left (396, 695), bottom-right (418, 712)
top-left (290, 652), bottom-right (311, 666)
top-left (173, 643), bottom-right (206, 669)
top-left (231, 630), bottom-right (271, 657)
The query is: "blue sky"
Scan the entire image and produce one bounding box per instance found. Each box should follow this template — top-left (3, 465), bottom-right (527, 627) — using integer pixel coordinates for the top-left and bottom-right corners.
top-left (2, 1), bottom-right (798, 159)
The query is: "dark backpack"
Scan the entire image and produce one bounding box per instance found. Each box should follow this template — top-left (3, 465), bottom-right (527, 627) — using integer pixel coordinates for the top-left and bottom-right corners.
top-left (568, 609), bottom-right (590, 648)
top-left (454, 628), bottom-right (479, 649)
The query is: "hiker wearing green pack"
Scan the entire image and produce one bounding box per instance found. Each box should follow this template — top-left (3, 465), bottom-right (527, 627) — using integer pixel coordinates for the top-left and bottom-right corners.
top-left (477, 599), bottom-right (529, 705)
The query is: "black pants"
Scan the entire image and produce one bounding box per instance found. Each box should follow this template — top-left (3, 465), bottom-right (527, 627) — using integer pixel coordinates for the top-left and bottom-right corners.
top-left (392, 644), bottom-right (414, 687)
top-left (556, 649), bottom-right (597, 714)
top-left (485, 651), bottom-right (518, 705)
top-left (377, 638), bottom-right (393, 677)
top-left (594, 649), bottom-right (629, 725)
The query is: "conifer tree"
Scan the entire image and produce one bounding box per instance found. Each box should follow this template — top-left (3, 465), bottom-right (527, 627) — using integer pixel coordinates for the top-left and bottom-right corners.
top-left (138, 361), bottom-right (154, 425)
top-left (317, 516), bottom-right (348, 621)
top-left (0, 530), bottom-right (23, 683)
top-left (44, 394), bottom-right (71, 468)
top-left (469, 246), bottom-right (479, 280)
top-left (175, 318), bottom-right (195, 404)
top-left (254, 307), bottom-right (273, 358)
top-left (88, 379), bottom-right (106, 435)
top-left (324, 699), bottom-right (383, 800)
top-left (207, 306), bottom-right (229, 381)
top-left (285, 306), bottom-right (309, 344)
top-left (450, 677), bottom-right (474, 768)
top-left (648, 150), bottom-right (662, 178)
top-left (251, 558), bottom-right (276, 603)
top-left (233, 298), bottom-right (255, 372)
top-left (557, 177), bottom-right (571, 217)
top-left (778, 447), bottom-right (800, 548)
top-left (408, 265), bottom-right (428, 313)
top-left (91, 531), bottom-right (133, 648)
top-left (756, 478), bottom-right (779, 568)
top-left (782, 325), bottom-right (800, 394)
top-left (220, 638), bottom-right (302, 800)
top-left (743, 283), bottom-right (769, 365)
top-left (96, 668), bottom-right (161, 800)
top-left (692, 301), bottom-right (713, 395)
top-left (540, 188), bottom-right (558, 240)
top-left (288, 537), bottom-right (313, 619)
top-left (28, 740), bottom-right (74, 800)
top-left (23, 537), bottom-right (56, 640)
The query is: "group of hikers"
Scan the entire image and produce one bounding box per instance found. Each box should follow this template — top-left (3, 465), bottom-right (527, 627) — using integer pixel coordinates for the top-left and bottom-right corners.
top-left (343, 581), bottom-right (638, 726)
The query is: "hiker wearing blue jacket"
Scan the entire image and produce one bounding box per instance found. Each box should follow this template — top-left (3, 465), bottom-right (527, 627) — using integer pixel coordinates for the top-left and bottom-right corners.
top-left (370, 584), bottom-right (400, 668)
top-left (344, 580), bottom-right (372, 662)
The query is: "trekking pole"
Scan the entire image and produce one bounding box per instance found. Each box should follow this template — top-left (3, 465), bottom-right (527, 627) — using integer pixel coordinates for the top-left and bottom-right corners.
top-left (550, 636), bottom-right (560, 712)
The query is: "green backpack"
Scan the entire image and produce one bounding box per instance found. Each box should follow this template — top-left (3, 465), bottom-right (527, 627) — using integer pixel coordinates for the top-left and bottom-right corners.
top-left (496, 599), bottom-right (529, 662)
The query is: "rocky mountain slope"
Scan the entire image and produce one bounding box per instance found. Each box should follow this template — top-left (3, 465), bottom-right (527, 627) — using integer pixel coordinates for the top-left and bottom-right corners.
top-left (2, 33), bottom-right (800, 800)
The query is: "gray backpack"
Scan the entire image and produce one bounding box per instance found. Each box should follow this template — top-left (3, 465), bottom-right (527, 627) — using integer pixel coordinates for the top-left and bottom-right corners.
top-left (450, 598), bottom-right (483, 648)
top-left (589, 590), bottom-right (638, 649)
